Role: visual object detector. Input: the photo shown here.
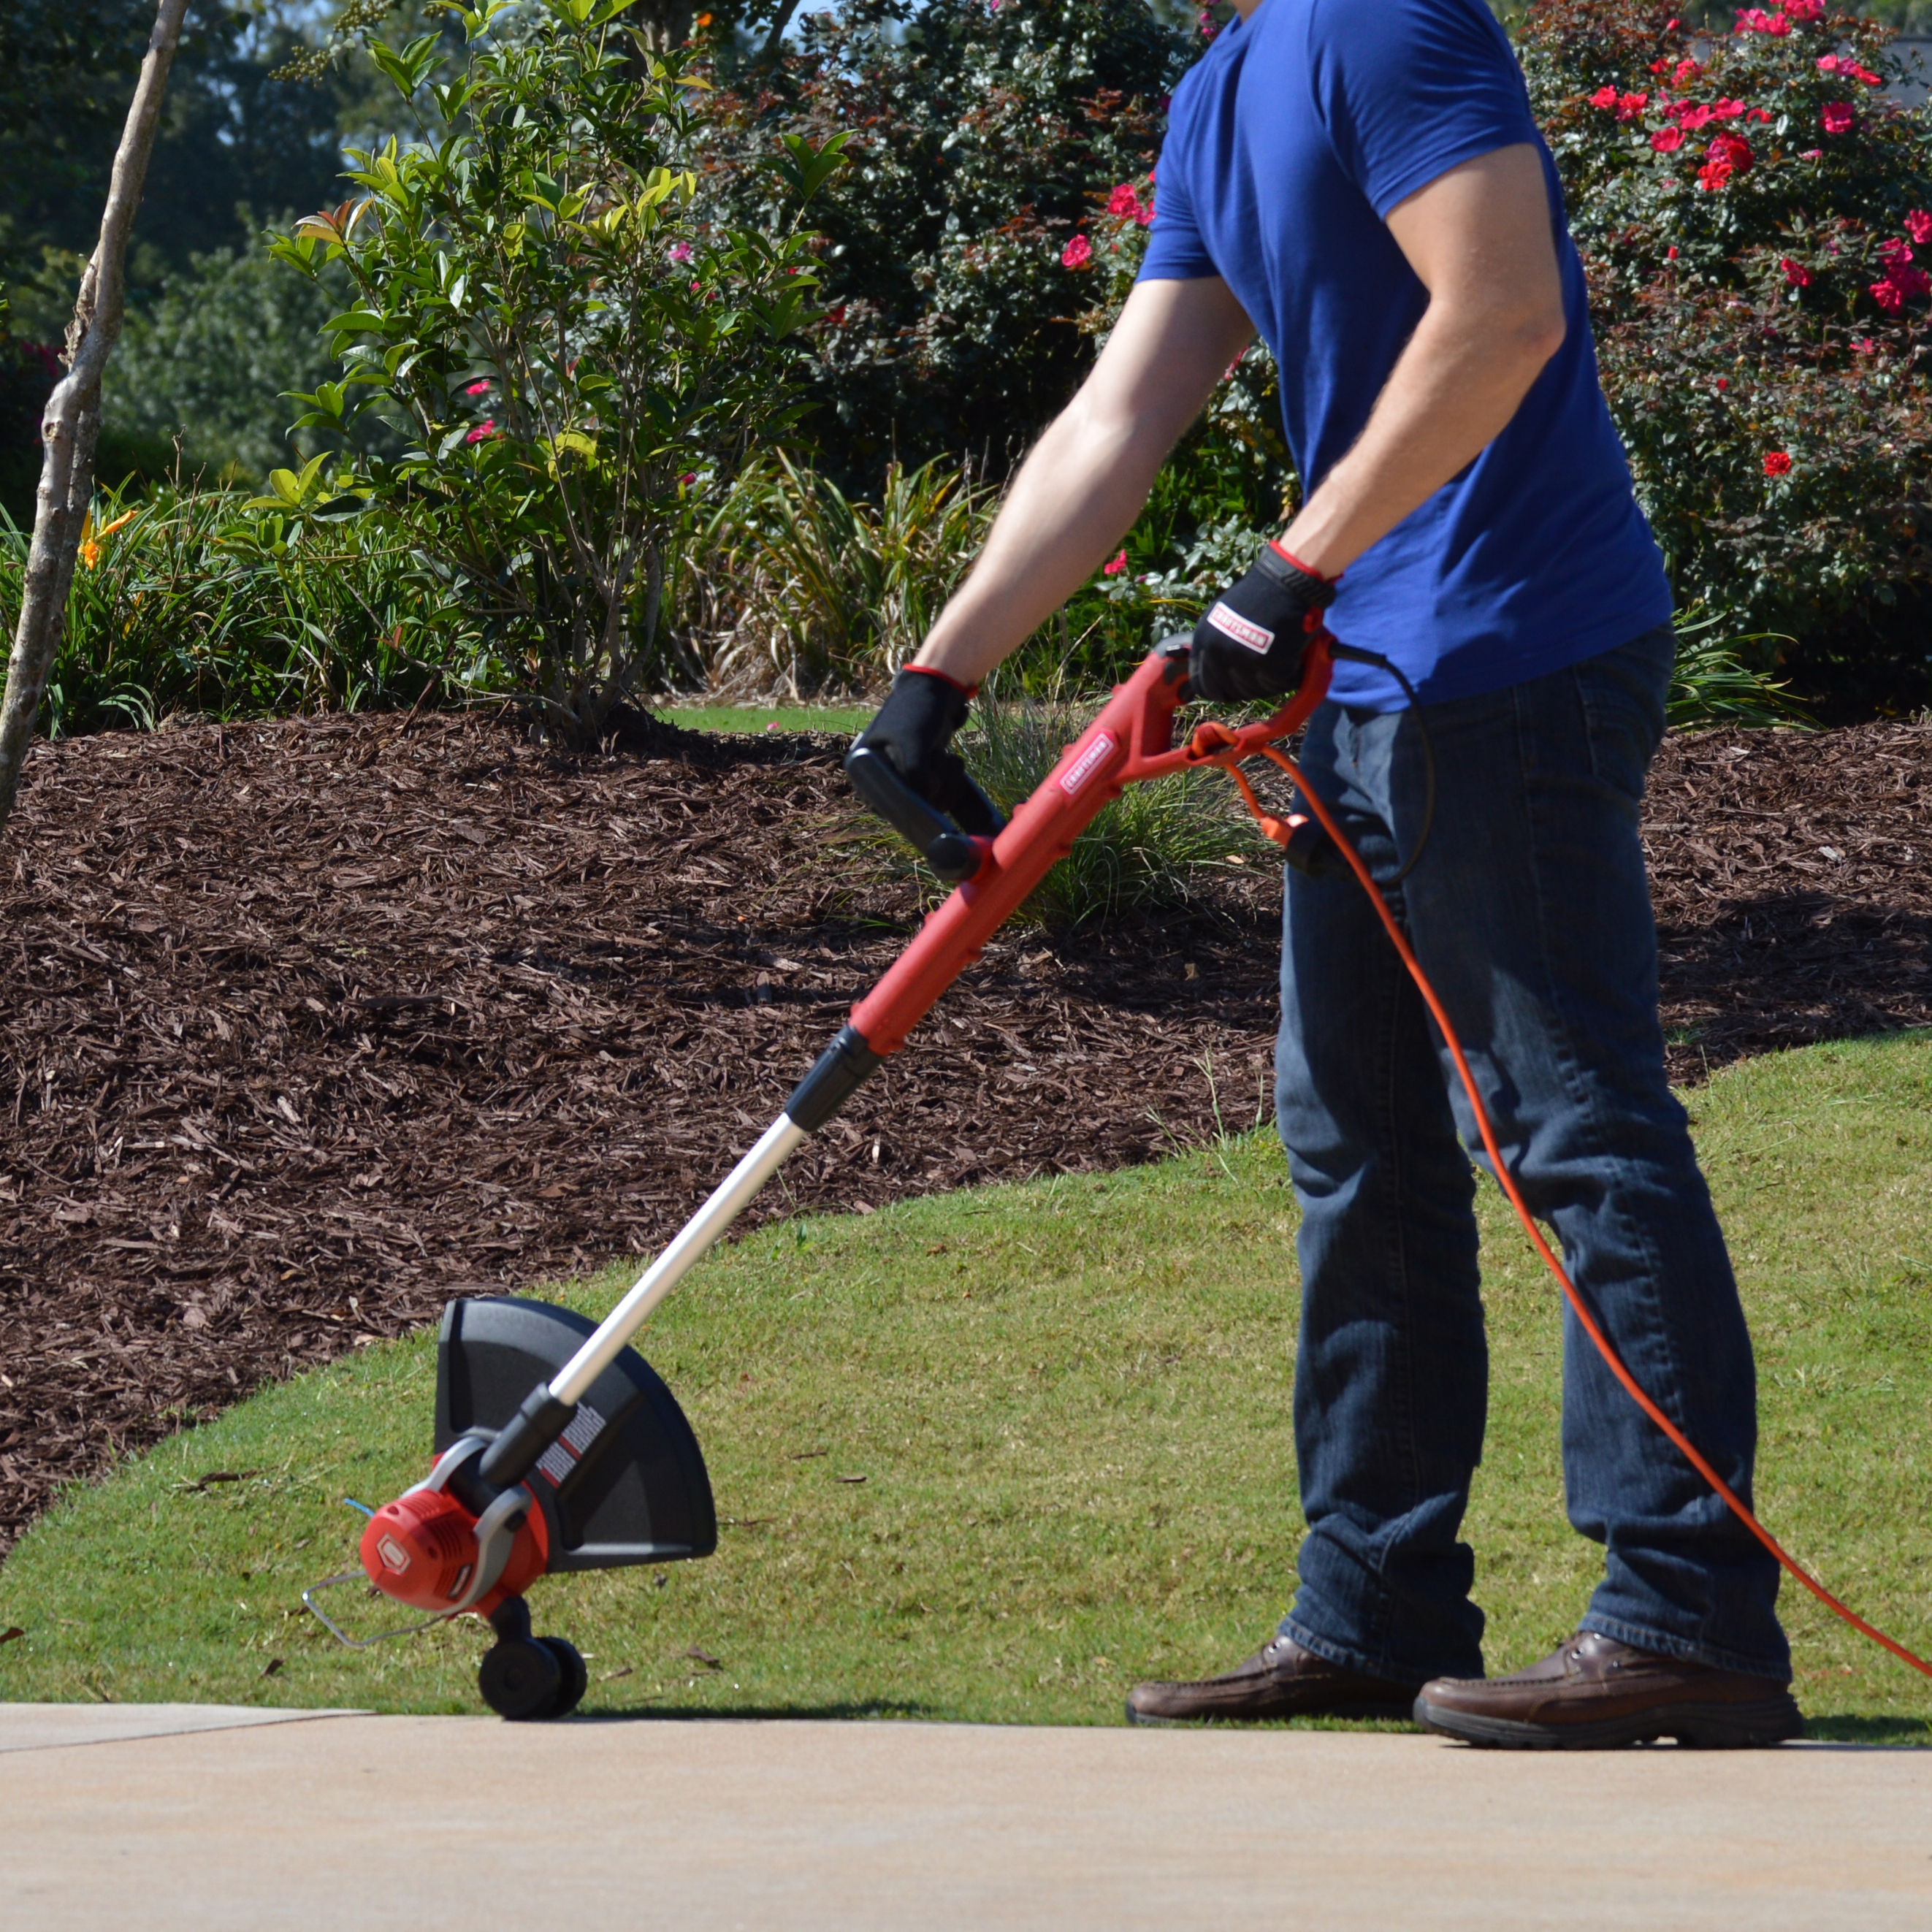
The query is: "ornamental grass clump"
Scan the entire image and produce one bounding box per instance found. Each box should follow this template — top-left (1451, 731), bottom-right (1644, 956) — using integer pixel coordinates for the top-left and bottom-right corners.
top-left (1521, 0), bottom-right (1932, 715)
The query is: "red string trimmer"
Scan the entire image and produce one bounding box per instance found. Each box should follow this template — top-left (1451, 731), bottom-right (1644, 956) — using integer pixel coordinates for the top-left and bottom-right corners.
top-left (306, 635), bottom-right (1931, 1717)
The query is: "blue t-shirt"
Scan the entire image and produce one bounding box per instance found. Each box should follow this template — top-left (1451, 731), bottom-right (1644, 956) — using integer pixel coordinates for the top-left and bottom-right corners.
top-left (1139, 0), bottom-right (1672, 709)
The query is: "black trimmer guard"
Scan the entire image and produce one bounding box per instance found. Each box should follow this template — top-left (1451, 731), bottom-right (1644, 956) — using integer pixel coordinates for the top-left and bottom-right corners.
top-left (435, 1297), bottom-right (717, 1572)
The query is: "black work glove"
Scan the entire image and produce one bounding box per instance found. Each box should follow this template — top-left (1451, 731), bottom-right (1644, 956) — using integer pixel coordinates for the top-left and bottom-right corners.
top-left (1188, 542), bottom-right (1338, 703)
top-left (849, 666), bottom-right (1004, 837)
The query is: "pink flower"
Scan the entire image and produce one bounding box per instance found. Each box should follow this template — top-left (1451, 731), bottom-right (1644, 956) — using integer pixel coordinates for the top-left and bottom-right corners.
top-left (1102, 550), bottom-right (1128, 576)
top-left (1135, 199), bottom-right (1155, 229)
top-left (1196, 7), bottom-right (1216, 39)
top-left (1061, 234), bottom-right (1092, 269)
top-left (1878, 237), bottom-right (1915, 270)
top-left (1674, 58), bottom-right (1703, 84)
top-left (1652, 126), bottom-right (1685, 153)
top-left (1781, 256), bottom-right (1811, 286)
top-left (678, 471), bottom-right (696, 486)
top-left (465, 379), bottom-right (492, 396)
top-left (465, 419), bottom-right (497, 443)
top-left (1815, 52), bottom-right (1841, 71)
top-left (1850, 62), bottom-right (1883, 87)
top-left (1853, 336), bottom-right (1876, 354)
top-left (668, 242), bottom-right (694, 262)
top-left (1710, 99), bottom-right (1748, 121)
top-left (1763, 450), bottom-right (1792, 476)
top-left (1784, 0), bottom-right (1822, 18)
top-left (1800, 148), bottom-right (1823, 160)
top-left (1870, 278), bottom-right (1905, 313)
top-left (1821, 102), bottom-right (1855, 135)
top-left (1589, 85), bottom-right (1619, 110)
top-left (1735, 7), bottom-right (1789, 33)
top-left (1906, 211), bottom-right (1932, 246)
top-left (1667, 245), bottom-right (1679, 260)
top-left (1616, 91), bottom-right (1649, 121)
top-left (1107, 183), bottom-right (1141, 218)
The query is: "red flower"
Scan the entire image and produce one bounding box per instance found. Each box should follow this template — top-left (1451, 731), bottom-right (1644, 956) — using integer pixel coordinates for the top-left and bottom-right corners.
top-left (1710, 99), bottom-right (1748, 121)
top-left (1781, 256), bottom-right (1811, 286)
top-left (465, 379), bottom-right (492, 396)
top-left (1589, 85), bottom-right (1619, 110)
top-left (1762, 451), bottom-right (1792, 476)
top-left (1784, 0), bottom-right (1822, 18)
top-left (1673, 58), bottom-right (1703, 84)
top-left (1652, 126), bottom-right (1684, 153)
top-left (1615, 91), bottom-right (1649, 121)
top-left (1107, 183), bottom-right (1141, 218)
top-left (1735, 7), bottom-right (1789, 33)
top-left (1135, 200), bottom-right (1155, 229)
top-left (1870, 278), bottom-right (1905, 313)
top-left (1815, 52), bottom-right (1841, 70)
top-left (1716, 377), bottom-right (1728, 390)
top-left (1061, 234), bottom-right (1092, 270)
top-left (1907, 211), bottom-right (1932, 246)
top-left (1102, 551), bottom-right (1128, 576)
top-left (1853, 336), bottom-right (1876, 354)
top-left (465, 419), bottom-right (497, 444)
top-left (1666, 245), bottom-right (1679, 260)
top-left (1878, 237), bottom-right (1915, 271)
top-left (1821, 102), bottom-right (1855, 135)
top-left (1697, 130), bottom-right (1752, 191)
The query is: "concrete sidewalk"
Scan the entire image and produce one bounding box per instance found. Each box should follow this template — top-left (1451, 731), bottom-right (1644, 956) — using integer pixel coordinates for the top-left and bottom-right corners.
top-left (4, 1703), bottom-right (1928, 1931)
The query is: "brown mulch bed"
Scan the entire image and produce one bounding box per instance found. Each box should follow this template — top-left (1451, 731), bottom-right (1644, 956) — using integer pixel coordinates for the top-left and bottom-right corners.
top-left (0, 713), bottom-right (1925, 1551)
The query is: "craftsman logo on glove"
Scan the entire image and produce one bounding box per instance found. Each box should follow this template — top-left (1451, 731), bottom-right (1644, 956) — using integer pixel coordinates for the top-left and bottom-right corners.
top-left (1206, 603), bottom-right (1275, 655)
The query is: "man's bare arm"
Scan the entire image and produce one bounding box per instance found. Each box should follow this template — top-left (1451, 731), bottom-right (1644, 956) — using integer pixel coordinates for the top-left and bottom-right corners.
top-left (1276, 143), bottom-right (1566, 578)
top-left (912, 275), bottom-right (1254, 687)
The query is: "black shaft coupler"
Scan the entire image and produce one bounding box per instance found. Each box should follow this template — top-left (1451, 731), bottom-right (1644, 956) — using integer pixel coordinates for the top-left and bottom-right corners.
top-left (784, 1023), bottom-right (882, 1134)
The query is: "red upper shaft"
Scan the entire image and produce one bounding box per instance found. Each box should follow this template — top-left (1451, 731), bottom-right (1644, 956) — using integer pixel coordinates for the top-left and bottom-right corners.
top-left (848, 641), bottom-right (1332, 1057)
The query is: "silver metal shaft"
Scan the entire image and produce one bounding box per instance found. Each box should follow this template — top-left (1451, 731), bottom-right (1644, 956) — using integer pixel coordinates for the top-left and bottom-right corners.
top-left (549, 1114), bottom-right (806, 1405)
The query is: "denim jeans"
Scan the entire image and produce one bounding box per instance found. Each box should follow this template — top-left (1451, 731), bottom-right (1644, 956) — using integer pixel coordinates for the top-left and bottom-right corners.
top-left (1273, 622), bottom-right (1790, 1685)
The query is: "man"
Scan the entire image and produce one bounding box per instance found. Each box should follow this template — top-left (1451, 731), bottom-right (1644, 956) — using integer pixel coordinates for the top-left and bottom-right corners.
top-left (849, 0), bottom-right (1799, 1748)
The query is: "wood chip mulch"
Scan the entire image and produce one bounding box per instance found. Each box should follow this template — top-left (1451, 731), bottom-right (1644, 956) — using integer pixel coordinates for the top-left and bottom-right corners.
top-left (0, 712), bottom-right (1925, 1551)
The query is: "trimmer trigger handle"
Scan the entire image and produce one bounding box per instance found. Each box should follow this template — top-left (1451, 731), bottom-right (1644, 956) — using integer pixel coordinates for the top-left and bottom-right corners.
top-left (844, 744), bottom-right (997, 883)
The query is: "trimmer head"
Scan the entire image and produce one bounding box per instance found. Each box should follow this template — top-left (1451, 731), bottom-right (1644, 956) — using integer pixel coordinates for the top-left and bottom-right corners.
top-left (305, 1297), bottom-right (716, 1718)
top-left (433, 1295), bottom-right (717, 1570)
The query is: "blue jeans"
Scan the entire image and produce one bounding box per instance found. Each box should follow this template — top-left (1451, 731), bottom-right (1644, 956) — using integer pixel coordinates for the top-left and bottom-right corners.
top-left (1274, 623), bottom-right (1789, 1685)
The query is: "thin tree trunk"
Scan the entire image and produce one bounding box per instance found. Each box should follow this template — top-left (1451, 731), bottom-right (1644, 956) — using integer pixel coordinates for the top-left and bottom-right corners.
top-left (0, 0), bottom-right (191, 839)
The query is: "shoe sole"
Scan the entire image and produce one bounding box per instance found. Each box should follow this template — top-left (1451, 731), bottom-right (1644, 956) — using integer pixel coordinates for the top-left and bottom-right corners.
top-left (1127, 1697), bottom-right (1419, 1728)
top-left (1413, 1691), bottom-right (1803, 1750)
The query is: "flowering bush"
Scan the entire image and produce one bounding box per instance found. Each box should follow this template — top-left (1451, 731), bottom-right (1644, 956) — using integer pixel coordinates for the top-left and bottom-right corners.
top-left (708, 0), bottom-right (1187, 489)
top-left (1521, 0), bottom-right (1932, 714)
top-left (270, 1), bottom-right (844, 742)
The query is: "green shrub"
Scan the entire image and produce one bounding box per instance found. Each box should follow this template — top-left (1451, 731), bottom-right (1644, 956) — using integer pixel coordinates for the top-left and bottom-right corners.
top-left (707, 0), bottom-right (1190, 489)
top-left (269, 0), bottom-right (846, 744)
top-left (102, 247), bottom-right (370, 487)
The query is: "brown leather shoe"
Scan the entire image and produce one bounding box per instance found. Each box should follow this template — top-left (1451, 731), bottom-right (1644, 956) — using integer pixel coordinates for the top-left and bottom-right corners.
top-left (1415, 1630), bottom-right (1802, 1749)
top-left (1127, 1634), bottom-right (1421, 1726)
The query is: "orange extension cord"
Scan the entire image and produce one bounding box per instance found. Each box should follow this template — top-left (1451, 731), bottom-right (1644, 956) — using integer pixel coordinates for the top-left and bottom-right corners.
top-left (1216, 740), bottom-right (1932, 1684)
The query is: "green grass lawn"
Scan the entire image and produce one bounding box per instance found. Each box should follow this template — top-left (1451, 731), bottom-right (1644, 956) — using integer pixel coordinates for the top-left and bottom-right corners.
top-left (3, 1033), bottom-right (1929, 1737)
top-left (656, 701), bottom-right (871, 736)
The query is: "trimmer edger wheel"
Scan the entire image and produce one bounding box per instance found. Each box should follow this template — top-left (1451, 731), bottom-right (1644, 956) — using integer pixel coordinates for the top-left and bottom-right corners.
top-left (478, 1595), bottom-right (586, 1721)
